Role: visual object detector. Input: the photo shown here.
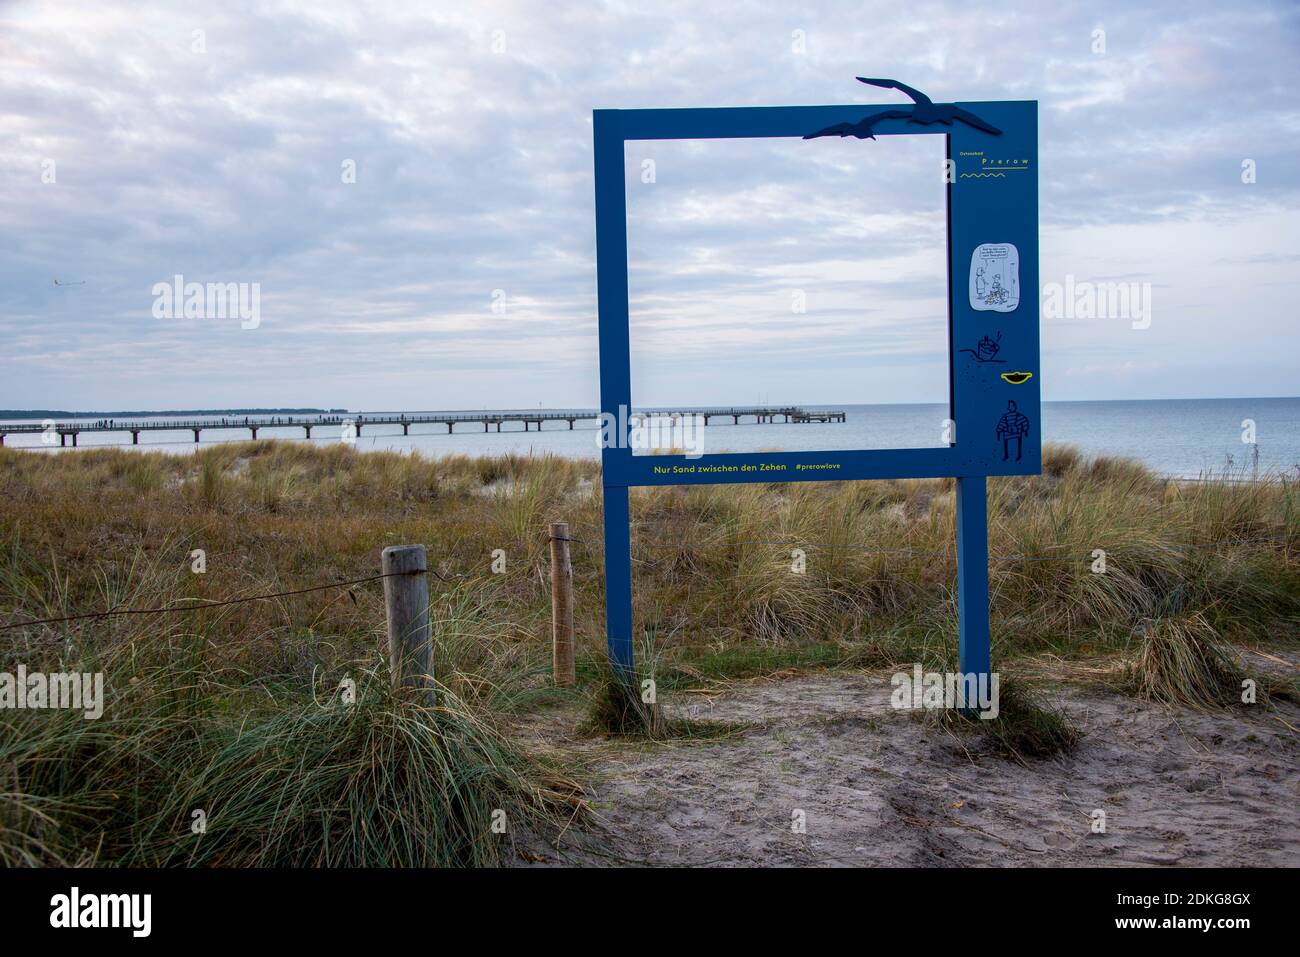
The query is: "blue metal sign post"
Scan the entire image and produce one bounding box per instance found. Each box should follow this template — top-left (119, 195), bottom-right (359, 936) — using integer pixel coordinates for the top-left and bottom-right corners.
top-left (593, 84), bottom-right (1038, 689)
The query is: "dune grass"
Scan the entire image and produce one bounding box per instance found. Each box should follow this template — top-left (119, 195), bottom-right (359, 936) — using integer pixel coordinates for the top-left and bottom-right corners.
top-left (580, 663), bottom-right (667, 739)
top-left (927, 674), bottom-right (1082, 760)
top-left (1121, 612), bottom-right (1251, 711)
top-left (2, 441), bottom-right (1294, 668)
top-left (575, 637), bottom-right (752, 740)
top-left (0, 587), bottom-right (584, 868)
top-left (0, 441), bottom-right (1296, 863)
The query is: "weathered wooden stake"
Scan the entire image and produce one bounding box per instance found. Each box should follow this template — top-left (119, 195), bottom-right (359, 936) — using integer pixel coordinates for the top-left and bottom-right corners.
top-left (549, 522), bottom-right (576, 687)
top-left (381, 544), bottom-right (434, 705)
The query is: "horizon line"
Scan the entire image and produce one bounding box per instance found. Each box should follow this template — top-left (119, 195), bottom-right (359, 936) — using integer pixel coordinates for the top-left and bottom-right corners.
top-left (2, 394), bottom-right (1297, 420)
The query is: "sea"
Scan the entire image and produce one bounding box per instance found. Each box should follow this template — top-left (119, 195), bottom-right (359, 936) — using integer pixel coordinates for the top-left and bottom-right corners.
top-left (2, 397), bottom-right (1297, 480)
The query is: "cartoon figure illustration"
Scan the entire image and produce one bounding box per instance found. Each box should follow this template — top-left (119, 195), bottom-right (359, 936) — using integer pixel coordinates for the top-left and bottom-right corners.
top-left (959, 331), bottom-right (1004, 363)
top-left (987, 274), bottom-right (1007, 305)
top-left (975, 267), bottom-right (987, 298)
top-left (803, 78), bottom-right (1003, 140)
top-left (996, 399), bottom-right (1031, 462)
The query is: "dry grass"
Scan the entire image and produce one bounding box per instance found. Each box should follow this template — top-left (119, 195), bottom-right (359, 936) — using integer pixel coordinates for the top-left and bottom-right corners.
top-left (1122, 612), bottom-right (1249, 710)
top-left (1, 439), bottom-right (1295, 673)
top-left (0, 440), bottom-right (1296, 863)
top-left (927, 673), bottom-right (1082, 760)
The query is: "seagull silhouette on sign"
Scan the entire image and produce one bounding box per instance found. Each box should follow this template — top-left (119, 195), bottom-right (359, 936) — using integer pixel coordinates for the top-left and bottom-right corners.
top-left (803, 78), bottom-right (1002, 140)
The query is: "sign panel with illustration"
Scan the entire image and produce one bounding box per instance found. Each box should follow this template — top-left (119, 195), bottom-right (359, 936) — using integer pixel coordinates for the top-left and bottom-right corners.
top-left (969, 243), bottom-right (1020, 312)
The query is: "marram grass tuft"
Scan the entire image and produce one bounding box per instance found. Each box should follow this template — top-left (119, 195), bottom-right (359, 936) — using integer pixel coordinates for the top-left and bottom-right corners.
top-left (1122, 612), bottom-right (1249, 711)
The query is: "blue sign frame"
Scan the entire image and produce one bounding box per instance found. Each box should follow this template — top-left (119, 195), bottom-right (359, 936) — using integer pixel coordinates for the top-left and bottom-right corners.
top-left (593, 93), bottom-right (1039, 686)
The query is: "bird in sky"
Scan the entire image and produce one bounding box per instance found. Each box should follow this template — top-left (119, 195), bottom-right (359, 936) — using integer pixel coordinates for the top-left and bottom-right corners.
top-left (804, 77), bottom-right (1002, 140)
top-left (52, 278), bottom-right (86, 286)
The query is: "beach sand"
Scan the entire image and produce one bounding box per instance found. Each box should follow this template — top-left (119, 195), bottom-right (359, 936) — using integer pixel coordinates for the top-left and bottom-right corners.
top-left (522, 658), bottom-right (1300, 867)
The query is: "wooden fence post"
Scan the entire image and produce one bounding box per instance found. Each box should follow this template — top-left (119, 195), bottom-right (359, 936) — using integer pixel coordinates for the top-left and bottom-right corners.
top-left (549, 522), bottom-right (576, 687)
top-left (381, 544), bottom-right (434, 705)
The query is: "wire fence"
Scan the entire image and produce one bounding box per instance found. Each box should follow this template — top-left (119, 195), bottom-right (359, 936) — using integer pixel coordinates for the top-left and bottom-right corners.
top-left (1, 529), bottom-right (1291, 635)
top-left (0, 569), bottom-right (426, 633)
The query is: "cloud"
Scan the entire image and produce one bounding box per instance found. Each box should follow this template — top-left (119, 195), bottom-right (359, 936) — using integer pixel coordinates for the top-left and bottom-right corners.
top-left (0, 0), bottom-right (1297, 409)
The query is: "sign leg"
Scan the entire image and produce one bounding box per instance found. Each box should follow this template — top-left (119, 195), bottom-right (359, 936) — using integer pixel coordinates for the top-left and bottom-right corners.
top-left (955, 475), bottom-right (991, 704)
top-left (602, 483), bottom-right (634, 675)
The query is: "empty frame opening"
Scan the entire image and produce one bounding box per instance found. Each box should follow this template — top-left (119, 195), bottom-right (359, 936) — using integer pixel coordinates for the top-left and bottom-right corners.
top-left (624, 133), bottom-right (951, 455)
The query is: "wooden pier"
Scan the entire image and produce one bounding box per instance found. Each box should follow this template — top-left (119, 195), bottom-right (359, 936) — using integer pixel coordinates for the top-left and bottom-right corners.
top-left (0, 406), bottom-right (846, 447)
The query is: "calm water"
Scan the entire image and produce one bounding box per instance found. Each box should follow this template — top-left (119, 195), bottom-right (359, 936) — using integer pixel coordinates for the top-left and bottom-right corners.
top-left (3, 397), bottom-right (1297, 479)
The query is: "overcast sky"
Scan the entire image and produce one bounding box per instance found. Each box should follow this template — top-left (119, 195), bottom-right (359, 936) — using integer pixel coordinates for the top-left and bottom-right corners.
top-left (1, 0), bottom-right (1296, 411)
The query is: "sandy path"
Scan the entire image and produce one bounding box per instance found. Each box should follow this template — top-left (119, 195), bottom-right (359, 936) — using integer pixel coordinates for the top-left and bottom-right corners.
top-left (527, 668), bottom-right (1300, 867)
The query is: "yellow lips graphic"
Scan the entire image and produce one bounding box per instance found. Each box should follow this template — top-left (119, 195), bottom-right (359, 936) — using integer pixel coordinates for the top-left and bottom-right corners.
top-left (1000, 371), bottom-right (1033, 384)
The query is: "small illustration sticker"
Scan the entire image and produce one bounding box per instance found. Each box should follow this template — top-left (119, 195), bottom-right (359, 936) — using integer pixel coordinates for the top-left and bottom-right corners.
top-left (996, 400), bottom-right (1031, 462)
top-left (959, 331), bottom-right (1005, 363)
top-left (970, 243), bottom-right (1020, 313)
top-left (1000, 371), bottom-right (1033, 384)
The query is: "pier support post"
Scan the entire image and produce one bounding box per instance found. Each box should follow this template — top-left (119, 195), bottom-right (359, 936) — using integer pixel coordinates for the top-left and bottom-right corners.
top-left (381, 545), bottom-right (434, 707)
top-left (131, 431), bottom-right (140, 445)
top-left (549, 522), bottom-right (576, 687)
top-left (304, 425), bottom-right (312, 439)
top-left (403, 423), bottom-right (410, 435)
top-left (192, 429), bottom-right (200, 443)
top-left (250, 427), bottom-right (258, 440)
top-left (72, 433), bottom-right (78, 447)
